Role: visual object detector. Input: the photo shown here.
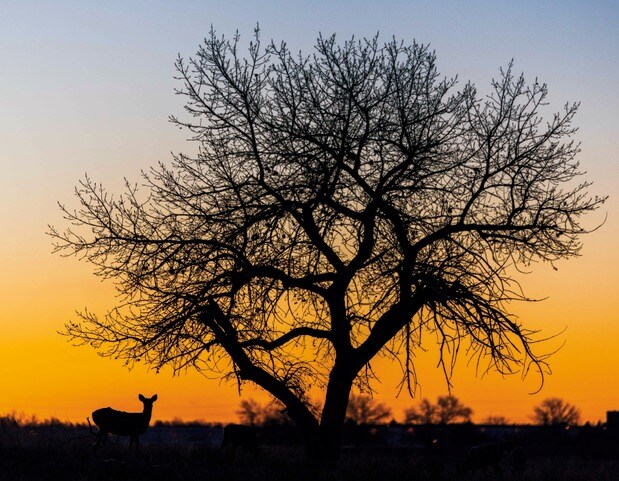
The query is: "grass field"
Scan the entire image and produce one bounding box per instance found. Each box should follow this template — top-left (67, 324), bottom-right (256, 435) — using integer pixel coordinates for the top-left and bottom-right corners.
top-left (1, 417), bottom-right (618, 480)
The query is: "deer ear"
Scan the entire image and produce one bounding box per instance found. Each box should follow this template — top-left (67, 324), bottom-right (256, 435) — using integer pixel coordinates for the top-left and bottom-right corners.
top-left (139, 394), bottom-right (146, 402)
top-left (152, 394), bottom-right (158, 402)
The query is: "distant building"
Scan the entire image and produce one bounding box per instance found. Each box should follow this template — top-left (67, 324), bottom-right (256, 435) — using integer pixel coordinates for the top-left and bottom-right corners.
top-left (606, 411), bottom-right (619, 430)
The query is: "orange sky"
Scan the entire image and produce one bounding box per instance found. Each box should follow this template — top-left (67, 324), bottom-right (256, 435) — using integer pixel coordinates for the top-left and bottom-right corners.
top-left (1, 2), bottom-right (617, 425)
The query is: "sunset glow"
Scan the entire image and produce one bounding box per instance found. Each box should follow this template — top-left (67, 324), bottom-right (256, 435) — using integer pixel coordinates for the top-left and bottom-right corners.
top-left (1, 1), bottom-right (617, 427)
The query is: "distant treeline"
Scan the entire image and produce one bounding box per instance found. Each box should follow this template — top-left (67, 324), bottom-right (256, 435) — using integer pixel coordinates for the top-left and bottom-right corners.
top-left (0, 394), bottom-right (611, 430)
top-left (231, 395), bottom-right (596, 428)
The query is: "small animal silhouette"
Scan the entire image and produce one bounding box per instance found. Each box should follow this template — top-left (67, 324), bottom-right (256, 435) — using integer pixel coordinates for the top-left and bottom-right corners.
top-left (91, 394), bottom-right (158, 451)
top-left (222, 424), bottom-right (259, 453)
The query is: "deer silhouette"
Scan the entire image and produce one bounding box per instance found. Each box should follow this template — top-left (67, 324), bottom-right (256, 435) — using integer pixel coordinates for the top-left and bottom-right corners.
top-left (91, 394), bottom-right (158, 451)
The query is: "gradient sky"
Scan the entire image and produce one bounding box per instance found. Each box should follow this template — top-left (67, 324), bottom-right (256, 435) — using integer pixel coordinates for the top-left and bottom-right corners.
top-left (1, 1), bottom-right (617, 424)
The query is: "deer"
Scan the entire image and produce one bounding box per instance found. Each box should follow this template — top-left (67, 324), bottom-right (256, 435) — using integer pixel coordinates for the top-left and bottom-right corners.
top-left (90, 394), bottom-right (158, 451)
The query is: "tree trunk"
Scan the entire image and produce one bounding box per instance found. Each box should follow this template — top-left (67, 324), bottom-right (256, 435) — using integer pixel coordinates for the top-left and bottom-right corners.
top-left (304, 367), bottom-right (353, 472)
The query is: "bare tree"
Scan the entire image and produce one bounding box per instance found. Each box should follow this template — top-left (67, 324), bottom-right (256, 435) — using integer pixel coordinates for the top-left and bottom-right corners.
top-left (532, 397), bottom-right (581, 426)
top-left (404, 398), bottom-right (436, 424)
top-left (236, 398), bottom-right (290, 426)
top-left (50, 28), bottom-right (605, 466)
top-left (482, 415), bottom-right (510, 425)
top-left (404, 395), bottom-right (472, 423)
top-left (236, 399), bottom-right (262, 426)
top-left (346, 393), bottom-right (392, 424)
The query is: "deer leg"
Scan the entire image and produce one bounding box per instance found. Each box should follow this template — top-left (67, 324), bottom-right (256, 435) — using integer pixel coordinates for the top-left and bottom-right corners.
top-left (129, 434), bottom-right (141, 452)
top-left (95, 430), bottom-right (108, 447)
top-left (88, 417), bottom-right (103, 447)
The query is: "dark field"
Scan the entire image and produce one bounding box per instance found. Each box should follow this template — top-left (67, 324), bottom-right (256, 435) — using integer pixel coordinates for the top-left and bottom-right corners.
top-left (1, 419), bottom-right (618, 480)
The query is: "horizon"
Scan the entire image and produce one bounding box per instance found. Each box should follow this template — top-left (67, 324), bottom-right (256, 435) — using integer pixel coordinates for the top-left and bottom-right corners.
top-left (1, 395), bottom-right (613, 427)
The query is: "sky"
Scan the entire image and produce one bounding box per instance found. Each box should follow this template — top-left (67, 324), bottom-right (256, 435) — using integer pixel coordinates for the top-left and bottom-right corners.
top-left (1, 0), bottom-right (618, 424)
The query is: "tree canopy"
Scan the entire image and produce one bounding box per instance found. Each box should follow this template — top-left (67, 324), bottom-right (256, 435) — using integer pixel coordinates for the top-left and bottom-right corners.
top-left (50, 29), bottom-right (604, 462)
top-left (236, 398), bottom-right (290, 426)
top-left (404, 395), bottom-right (473, 424)
top-left (532, 397), bottom-right (581, 426)
top-left (346, 394), bottom-right (392, 425)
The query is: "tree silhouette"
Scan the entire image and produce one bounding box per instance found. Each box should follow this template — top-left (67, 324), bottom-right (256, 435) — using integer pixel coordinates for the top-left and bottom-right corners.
top-left (50, 29), bottom-right (605, 465)
top-left (236, 399), bottom-right (261, 426)
top-left (346, 394), bottom-right (392, 425)
top-left (482, 415), bottom-right (510, 425)
top-left (404, 395), bottom-right (472, 424)
top-left (532, 397), bottom-right (581, 426)
top-left (236, 398), bottom-right (290, 426)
